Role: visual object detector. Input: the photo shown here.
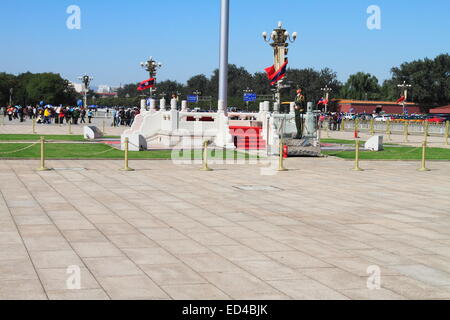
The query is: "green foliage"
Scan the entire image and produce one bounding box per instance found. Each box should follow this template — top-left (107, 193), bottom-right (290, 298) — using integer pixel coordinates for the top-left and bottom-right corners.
top-left (340, 72), bottom-right (381, 100)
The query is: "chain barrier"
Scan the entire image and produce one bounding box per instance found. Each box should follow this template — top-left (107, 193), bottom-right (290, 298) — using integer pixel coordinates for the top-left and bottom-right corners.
top-left (0, 142), bottom-right (39, 155)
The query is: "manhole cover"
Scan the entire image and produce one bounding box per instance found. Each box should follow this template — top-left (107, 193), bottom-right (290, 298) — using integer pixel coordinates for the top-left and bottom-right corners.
top-left (233, 185), bottom-right (282, 191)
top-left (53, 168), bottom-right (87, 171)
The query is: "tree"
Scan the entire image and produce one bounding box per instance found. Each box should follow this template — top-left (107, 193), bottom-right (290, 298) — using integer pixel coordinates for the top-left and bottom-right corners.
top-left (340, 72), bottom-right (381, 100)
top-left (387, 54), bottom-right (450, 105)
top-left (0, 72), bottom-right (17, 106)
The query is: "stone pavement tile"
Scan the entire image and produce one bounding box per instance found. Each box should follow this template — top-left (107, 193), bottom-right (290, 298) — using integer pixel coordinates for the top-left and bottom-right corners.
top-left (284, 239), bottom-right (355, 258)
top-left (141, 263), bottom-right (207, 286)
top-left (123, 247), bottom-right (180, 265)
top-left (381, 276), bottom-right (450, 299)
top-left (162, 284), bottom-right (231, 300)
top-left (269, 251), bottom-right (331, 269)
top-left (0, 258), bottom-right (39, 281)
top-left (400, 228), bottom-right (450, 240)
top-left (86, 215), bottom-right (125, 224)
top-left (324, 257), bottom-right (400, 277)
top-left (14, 215), bottom-right (52, 226)
top-left (53, 218), bottom-right (96, 231)
top-left (409, 255), bottom-right (450, 274)
top-left (0, 231), bottom-right (23, 244)
top-left (234, 259), bottom-right (307, 281)
top-left (97, 275), bottom-right (169, 300)
top-left (201, 272), bottom-right (290, 300)
top-left (18, 224), bottom-right (61, 237)
top-left (7, 207), bottom-right (45, 217)
top-left (267, 279), bottom-right (349, 300)
top-left (217, 212), bottom-right (260, 222)
top-left (390, 265), bottom-right (450, 287)
top-left (127, 217), bottom-right (167, 229)
top-left (29, 250), bottom-right (83, 269)
top-left (348, 224), bottom-right (400, 235)
top-left (237, 237), bottom-right (293, 252)
top-left (193, 216), bottom-right (237, 227)
top-left (176, 253), bottom-right (243, 273)
top-left (37, 267), bottom-right (100, 291)
top-left (313, 236), bottom-right (372, 250)
top-left (339, 288), bottom-right (406, 300)
top-left (108, 234), bottom-right (158, 249)
top-left (0, 279), bottom-right (47, 300)
top-left (187, 232), bottom-right (239, 246)
top-left (47, 289), bottom-right (109, 300)
top-left (300, 268), bottom-right (367, 290)
top-left (424, 246), bottom-right (450, 258)
top-left (22, 235), bottom-right (72, 252)
top-left (157, 239), bottom-right (210, 255)
top-left (0, 243), bottom-right (29, 261)
top-left (346, 249), bottom-right (417, 266)
top-left (140, 227), bottom-right (188, 241)
top-left (213, 226), bottom-right (261, 239)
top-left (208, 245), bottom-right (267, 261)
top-left (47, 210), bottom-right (84, 220)
top-left (83, 257), bottom-right (144, 278)
top-left (95, 223), bottom-right (138, 236)
top-left (72, 242), bottom-right (124, 258)
top-left (62, 229), bottom-right (108, 243)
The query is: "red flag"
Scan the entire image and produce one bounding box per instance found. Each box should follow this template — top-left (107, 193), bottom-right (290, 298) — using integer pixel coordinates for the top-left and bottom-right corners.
top-left (137, 78), bottom-right (155, 91)
top-left (397, 96), bottom-right (405, 104)
top-left (269, 60), bottom-right (288, 86)
top-left (264, 65), bottom-right (276, 80)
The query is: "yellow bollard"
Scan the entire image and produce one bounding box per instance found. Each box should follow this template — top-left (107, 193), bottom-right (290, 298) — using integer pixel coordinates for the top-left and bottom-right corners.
top-left (103, 120), bottom-right (106, 135)
top-left (445, 121), bottom-right (449, 146)
top-left (277, 138), bottom-right (288, 172)
top-left (37, 137), bottom-right (50, 171)
top-left (341, 119), bottom-right (345, 132)
top-left (386, 119), bottom-right (391, 141)
top-left (120, 138), bottom-right (134, 171)
top-left (369, 119), bottom-right (375, 135)
top-left (200, 140), bottom-right (213, 171)
top-left (68, 119), bottom-right (73, 135)
top-left (353, 140), bottom-right (364, 171)
top-left (423, 121), bottom-right (429, 144)
top-left (418, 141), bottom-right (430, 172)
top-left (404, 121), bottom-right (409, 143)
top-left (32, 119), bottom-right (36, 134)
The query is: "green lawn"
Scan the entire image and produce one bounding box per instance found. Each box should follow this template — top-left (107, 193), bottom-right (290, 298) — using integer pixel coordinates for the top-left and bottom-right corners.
top-left (0, 143), bottom-right (254, 160)
top-left (0, 134), bottom-right (120, 141)
top-left (323, 146), bottom-right (450, 160)
top-left (321, 139), bottom-right (364, 144)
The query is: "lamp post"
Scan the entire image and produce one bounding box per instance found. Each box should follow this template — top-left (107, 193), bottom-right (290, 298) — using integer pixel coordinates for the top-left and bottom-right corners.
top-left (321, 85), bottom-right (332, 113)
top-left (9, 88), bottom-right (13, 106)
top-left (243, 88), bottom-right (254, 111)
top-left (77, 74), bottom-right (93, 108)
top-left (218, 0), bottom-right (229, 113)
top-left (397, 81), bottom-right (412, 115)
top-left (140, 57), bottom-right (162, 99)
top-left (262, 22), bottom-right (297, 106)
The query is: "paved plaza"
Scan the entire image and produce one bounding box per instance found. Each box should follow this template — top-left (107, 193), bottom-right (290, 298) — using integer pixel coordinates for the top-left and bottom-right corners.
top-left (1, 156), bottom-right (450, 300)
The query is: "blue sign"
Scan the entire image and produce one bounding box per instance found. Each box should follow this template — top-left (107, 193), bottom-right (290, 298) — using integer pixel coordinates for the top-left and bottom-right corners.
top-left (187, 95), bottom-right (198, 103)
top-left (77, 99), bottom-right (83, 107)
top-left (244, 93), bottom-right (257, 102)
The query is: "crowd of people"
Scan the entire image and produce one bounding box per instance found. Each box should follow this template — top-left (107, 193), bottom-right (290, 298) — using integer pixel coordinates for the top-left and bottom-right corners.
top-left (0, 105), bottom-right (140, 127)
top-left (318, 113), bottom-right (344, 131)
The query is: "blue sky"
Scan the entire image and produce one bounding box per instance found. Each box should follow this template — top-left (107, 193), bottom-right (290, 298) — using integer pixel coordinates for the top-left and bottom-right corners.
top-left (0, 0), bottom-right (449, 87)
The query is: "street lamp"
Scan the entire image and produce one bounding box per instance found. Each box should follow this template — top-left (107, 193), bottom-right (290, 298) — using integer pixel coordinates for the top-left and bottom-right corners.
top-left (397, 81), bottom-right (412, 115)
top-left (77, 74), bottom-right (93, 108)
top-left (140, 56), bottom-right (162, 99)
top-left (321, 85), bottom-right (332, 113)
top-left (9, 88), bottom-right (13, 106)
top-left (262, 21), bottom-right (298, 106)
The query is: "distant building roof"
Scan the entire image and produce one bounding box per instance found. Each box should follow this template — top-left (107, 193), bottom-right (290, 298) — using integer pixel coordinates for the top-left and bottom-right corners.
top-left (430, 105), bottom-right (450, 114)
top-left (333, 99), bottom-right (418, 106)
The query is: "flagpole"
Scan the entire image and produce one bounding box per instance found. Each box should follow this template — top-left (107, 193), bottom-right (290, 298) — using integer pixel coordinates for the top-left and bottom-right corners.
top-left (218, 0), bottom-right (229, 113)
